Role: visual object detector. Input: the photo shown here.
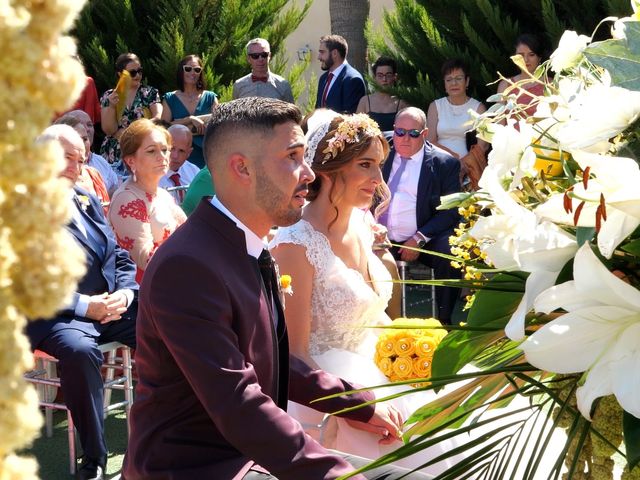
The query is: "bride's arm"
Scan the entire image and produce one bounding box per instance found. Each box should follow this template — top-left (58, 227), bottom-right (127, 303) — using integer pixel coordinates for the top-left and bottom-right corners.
top-left (270, 242), bottom-right (320, 370)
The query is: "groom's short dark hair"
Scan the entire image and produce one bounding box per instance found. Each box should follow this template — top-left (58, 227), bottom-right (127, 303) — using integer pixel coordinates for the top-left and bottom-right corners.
top-left (204, 97), bottom-right (301, 170)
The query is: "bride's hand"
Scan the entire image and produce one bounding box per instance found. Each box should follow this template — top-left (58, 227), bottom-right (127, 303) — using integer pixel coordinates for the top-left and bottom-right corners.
top-left (345, 404), bottom-right (404, 445)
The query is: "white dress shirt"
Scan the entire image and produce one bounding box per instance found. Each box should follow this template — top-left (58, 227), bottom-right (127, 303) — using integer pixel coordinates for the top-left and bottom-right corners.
top-left (159, 161), bottom-right (201, 203)
top-left (385, 148), bottom-right (425, 242)
top-left (88, 152), bottom-right (119, 195)
top-left (210, 196), bottom-right (266, 258)
top-left (324, 62), bottom-right (347, 96)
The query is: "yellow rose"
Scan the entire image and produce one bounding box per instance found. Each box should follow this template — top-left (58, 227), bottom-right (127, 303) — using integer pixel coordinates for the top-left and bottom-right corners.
top-left (392, 356), bottom-right (414, 379)
top-left (413, 356), bottom-right (432, 378)
top-left (377, 357), bottom-right (394, 377)
top-left (393, 333), bottom-right (416, 357)
top-left (376, 334), bottom-right (396, 358)
top-left (415, 335), bottom-right (438, 356)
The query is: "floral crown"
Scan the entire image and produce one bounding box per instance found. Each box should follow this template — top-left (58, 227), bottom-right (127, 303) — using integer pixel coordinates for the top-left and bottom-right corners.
top-left (304, 112), bottom-right (382, 165)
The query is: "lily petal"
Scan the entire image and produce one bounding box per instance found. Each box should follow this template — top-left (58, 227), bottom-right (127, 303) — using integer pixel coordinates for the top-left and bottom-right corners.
top-left (505, 270), bottom-right (558, 341)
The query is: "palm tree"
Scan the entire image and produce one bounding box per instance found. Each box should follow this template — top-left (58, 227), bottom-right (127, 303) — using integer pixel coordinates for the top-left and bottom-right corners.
top-left (329, 0), bottom-right (370, 74)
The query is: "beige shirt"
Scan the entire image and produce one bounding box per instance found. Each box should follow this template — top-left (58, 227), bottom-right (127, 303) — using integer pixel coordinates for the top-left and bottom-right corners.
top-left (232, 72), bottom-right (294, 103)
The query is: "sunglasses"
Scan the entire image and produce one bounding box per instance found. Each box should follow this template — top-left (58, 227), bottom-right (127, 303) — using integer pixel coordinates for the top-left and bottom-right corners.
top-left (394, 128), bottom-right (422, 138)
top-left (127, 68), bottom-right (143, 77)
top-left (248, 52), bottom-right (270, 60)
top-left (183, 65), bottom-right (202, 74)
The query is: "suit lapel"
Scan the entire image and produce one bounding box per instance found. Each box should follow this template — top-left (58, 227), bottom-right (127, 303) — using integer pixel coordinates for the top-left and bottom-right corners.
top-left (382, 149), bottom-right (395, 182)
top-left (327, 67), bottom-right (347, 106)
top-left (71, 191), bottom-right (109, 260)
top-left (416, 144), bottom-right (434, 223)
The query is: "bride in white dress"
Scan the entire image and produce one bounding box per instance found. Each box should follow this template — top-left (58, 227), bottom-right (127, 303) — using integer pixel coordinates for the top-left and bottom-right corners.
top-left (270, 111), bottom-right (460, 475)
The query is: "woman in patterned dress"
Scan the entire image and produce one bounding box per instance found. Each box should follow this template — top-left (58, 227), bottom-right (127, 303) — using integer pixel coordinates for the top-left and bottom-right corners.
top-left (100, 52), bottom-right (162, 178)
top-left (108, 119), bottom-right (186, 283)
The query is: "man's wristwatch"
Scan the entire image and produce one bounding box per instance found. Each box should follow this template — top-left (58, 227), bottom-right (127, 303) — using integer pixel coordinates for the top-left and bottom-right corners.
top-left (412, 233), bottom-right (426, 248)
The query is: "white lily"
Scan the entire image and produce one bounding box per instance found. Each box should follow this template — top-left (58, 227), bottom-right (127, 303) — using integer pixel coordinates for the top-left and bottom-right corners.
top-left (550, 30), bottom-right (591, 73)
top-left (522, 244), bottom-right (640, 420)
top-left (535, 150), bottom-right (640, 258)
top-left (470, 166), bottom-right (578, 340)
top-left (556, 84), bottom-right (640, 153)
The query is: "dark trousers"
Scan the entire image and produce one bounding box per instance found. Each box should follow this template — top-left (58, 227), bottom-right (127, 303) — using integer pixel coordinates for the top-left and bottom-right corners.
top-left (243, 450), bottom-right (433, 479)
top-left (390, 232), bottom-right (460, 324)
top-left (36, 317), bottom-right (136, 463)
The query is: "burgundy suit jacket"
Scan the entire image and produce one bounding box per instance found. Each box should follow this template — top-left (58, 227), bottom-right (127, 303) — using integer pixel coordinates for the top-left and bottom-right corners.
top-left (123, 200), bottom-right (376, 480)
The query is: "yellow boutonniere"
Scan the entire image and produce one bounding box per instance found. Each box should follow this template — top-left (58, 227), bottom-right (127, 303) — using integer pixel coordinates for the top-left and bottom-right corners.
top-left (77, 195), bottom-right (90, 211)
top-left (279, 274), bottom-right (293, 295)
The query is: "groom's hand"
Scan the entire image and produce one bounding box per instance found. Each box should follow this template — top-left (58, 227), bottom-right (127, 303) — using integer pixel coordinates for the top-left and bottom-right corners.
top-left (345, 404), bottom-right (404, 445)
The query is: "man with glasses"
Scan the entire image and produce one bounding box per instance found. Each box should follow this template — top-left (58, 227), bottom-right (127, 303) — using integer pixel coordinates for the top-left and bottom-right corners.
top-left (380, 107), bottom-right (462, 324)
top-left (232, 38), bottom-right (294, 103)
top-left (315, 34), bottom-right (366, 114)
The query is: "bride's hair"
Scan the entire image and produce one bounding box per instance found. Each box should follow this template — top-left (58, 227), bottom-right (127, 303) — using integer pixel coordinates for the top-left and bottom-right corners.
top-left (305, 114), bottom-right (391, 228)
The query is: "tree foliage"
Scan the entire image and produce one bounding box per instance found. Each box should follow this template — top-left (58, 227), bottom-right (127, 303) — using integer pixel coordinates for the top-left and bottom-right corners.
top-left (367, 0), bottom-right (633, 109)
top-left (72, 0), bottom-right (311, 100)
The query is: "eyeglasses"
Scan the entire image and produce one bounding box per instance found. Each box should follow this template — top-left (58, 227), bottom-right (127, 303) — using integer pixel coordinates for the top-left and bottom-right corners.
top-left (127, 68), bottom-right (143, 77)
top-left (444, 76), bottom-right (466, 84)
top-left (248, 52), bottom-right (270, 60)
top-left (183, 65), bottom-right (202, 74)
top-left (375, 72), bottom-right (395, 79)
top-left (394, 128), bottom-right (422, 138)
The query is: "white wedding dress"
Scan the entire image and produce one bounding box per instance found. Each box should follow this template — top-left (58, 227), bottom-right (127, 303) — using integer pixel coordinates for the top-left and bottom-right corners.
top-left (270, 210), bottom-right (462, 475)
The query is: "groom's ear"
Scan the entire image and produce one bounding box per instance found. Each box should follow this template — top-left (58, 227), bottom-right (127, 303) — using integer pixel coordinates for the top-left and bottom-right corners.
top-left (228, 153), bottom-right (252, 184)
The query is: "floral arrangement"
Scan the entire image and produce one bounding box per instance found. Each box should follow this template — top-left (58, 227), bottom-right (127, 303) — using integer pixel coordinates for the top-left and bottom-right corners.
top-left (0, 1), bottom-right (87, 478)
top-left (349, 3), bottom-right (640, 479)
top-left (373, 318), bottom-right (446, 384)
top-left (279, 274), bottom-right (293, 295)
top-left (322, 113), bottom-right (381, 162)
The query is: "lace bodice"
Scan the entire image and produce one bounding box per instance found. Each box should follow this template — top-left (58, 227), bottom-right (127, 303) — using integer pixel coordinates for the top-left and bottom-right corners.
top-left (270, 213), bottom-right (393, 355)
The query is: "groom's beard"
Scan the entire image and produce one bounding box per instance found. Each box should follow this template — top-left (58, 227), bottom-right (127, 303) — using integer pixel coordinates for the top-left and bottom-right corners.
top-left (255, 164), bottom-right (307, 227)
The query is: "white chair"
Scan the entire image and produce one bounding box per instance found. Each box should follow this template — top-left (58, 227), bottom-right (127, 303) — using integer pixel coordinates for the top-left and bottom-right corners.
top-left (396, 261), bottom-right (437, 317)
top-left (24, 341), bottom-right (133, 474)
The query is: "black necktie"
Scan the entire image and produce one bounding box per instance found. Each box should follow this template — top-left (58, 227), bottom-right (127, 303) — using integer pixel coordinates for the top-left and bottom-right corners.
top-left (257, 249), bottom-right (280, 330)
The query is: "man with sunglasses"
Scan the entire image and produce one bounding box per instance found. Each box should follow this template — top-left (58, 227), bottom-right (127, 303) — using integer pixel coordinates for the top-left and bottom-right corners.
top-left (380, 107), bottom-right (462, 324)
top-left (232, 38), bottom-right (294, 103)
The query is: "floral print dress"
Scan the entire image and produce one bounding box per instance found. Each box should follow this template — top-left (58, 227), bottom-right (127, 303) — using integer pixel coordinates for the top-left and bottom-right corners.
top-left (99, 85), bottom-right (161, 177)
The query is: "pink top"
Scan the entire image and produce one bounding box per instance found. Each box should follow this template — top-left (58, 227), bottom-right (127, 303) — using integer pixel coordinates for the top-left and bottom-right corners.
top-left (513, 80), bottom-right (544, 118)
top-left (109, 180), bottom-right (186, 281)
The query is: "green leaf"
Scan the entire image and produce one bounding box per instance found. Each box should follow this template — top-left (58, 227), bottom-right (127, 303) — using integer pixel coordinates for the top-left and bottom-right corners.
top-left (432, 272), bottom-right (526, 377)
top-left (584, 21), bottom-right (640, 90)
top-left (576, 227), bottom-right (595, 246)
top-left (621, 237), bottom-right (640, 258)
top-left (623, 410), bottom-right (640, 469)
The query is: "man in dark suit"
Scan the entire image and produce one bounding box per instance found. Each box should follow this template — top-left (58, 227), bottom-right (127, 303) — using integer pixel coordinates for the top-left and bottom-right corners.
top-left (123, 98), bottom-right (429, 480)
top-left (26, 125), bottom-right (138, 480)
top-left (380, 107), bottom-right (462, 324)
top-left (315, 34), bottom-right (366, 114)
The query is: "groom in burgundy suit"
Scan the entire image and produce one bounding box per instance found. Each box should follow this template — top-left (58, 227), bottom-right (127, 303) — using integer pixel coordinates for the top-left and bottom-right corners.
top-left (123, 98), bottom-right (429, 479)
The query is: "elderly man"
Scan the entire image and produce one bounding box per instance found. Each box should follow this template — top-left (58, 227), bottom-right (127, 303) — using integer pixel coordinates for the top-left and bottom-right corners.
top-left (380, 107), bottom-right (462, 324)
top-left (315, 34), bottom-right (366, 114)
top-left (26, 124), bottom-right (138, 480)
top-left (159, 124), bottom-right (200, 204)
top-left (232, 38), bottom-right (295, 102)
top-left (63, 109), bottom-right (120, 195)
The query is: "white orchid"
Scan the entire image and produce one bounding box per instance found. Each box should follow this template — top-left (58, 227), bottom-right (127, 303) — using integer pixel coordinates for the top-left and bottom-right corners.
top-left (470, 166), bottom-right (578, 340)
top-left (535, 150), bottom-right (640, 258)
top-left (555, 84), bottom-right (640, 153)
top-left (550, 31), bottom-right (591, 73)
top-left (521, 244), bottom-right (640, 420)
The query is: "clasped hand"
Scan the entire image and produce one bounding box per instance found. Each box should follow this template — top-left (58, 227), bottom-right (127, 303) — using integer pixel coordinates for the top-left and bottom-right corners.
top-left (345, 403), bottom-right (404, 445)
top-left (86, 291), bottom-right (128, 324)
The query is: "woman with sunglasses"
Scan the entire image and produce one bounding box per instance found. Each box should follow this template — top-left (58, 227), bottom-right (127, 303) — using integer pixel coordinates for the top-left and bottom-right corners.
top-left (356, 56), bottom-right (409, 132)
top-left (100, 53), bottom-right (161, 178)
top-left (426, 59), bottom-right (487, 189)
top-left (161, 55), bottom-right (218, 168)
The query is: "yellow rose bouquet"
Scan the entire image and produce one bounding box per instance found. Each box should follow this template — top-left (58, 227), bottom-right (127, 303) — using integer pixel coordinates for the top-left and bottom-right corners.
top-left (373, 317), bottom-right (446, 385)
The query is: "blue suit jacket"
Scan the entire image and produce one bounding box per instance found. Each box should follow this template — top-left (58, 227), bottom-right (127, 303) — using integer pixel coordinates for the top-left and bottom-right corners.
top-left (382, 143), bottom-right (461, 240)
top-left (26, 187), bottom-right (138, 347)
top-left (315, 63), bottom-right (366, 114)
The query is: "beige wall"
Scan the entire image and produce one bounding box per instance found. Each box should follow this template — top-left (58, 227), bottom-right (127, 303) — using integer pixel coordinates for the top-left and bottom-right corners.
top-left (283, 0), bottom-right (395, 105)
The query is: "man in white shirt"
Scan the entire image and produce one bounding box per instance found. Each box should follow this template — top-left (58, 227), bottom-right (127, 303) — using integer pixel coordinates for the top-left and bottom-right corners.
top-left (159, 124), bottom-right (200, 204)
top-left (380, 107), bottom-right (462, 324)
top-left (232, 38), bottom-right (295, 103)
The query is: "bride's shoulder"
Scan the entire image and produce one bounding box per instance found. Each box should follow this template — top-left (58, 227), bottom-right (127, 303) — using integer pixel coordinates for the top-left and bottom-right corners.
top-left (270, 219), bottom-right (316, 247)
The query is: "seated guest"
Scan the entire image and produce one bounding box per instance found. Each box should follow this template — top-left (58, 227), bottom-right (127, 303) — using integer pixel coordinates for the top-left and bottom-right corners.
top-left (159, 124), bottom-right (200, 205)
top-left (427, 59), bottom-right (488, 189)
top-left (54, 115), bottom-right (111, 209)
top-left (356, 56), bottom-right (410, 132)
top-left (63, 109), bottom-right (120, 195)
top-left (25, 124), bottom-right (138, 480)
top-left (100, 52), bottom-right (162, 178)
top-left (161, 54), bottom-right (218, 168)
top-left (232, 38), bottom-right (295, 102)
top-left (380, 107), bottom-right (461, 324)
top-left (108, 119), bottom-right (186, 283)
